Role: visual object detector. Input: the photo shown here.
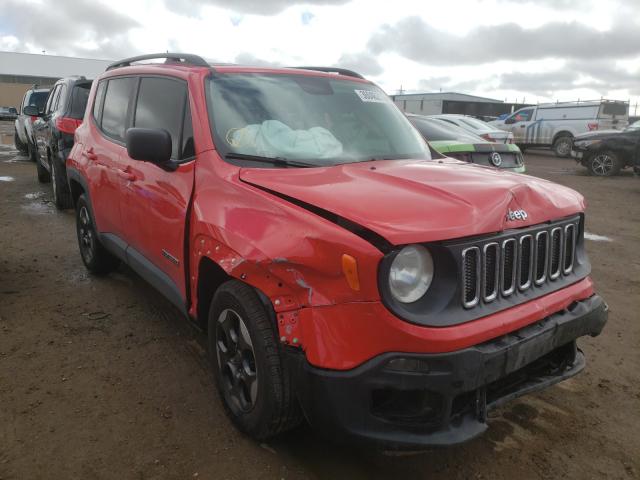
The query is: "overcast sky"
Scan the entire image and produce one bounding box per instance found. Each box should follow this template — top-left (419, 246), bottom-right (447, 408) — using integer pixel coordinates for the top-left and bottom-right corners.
top-left (1, 0), bottom-right (639, 106)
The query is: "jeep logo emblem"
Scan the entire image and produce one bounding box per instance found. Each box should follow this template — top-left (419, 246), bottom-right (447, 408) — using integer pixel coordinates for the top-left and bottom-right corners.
top-left (506, 209), bottom-right (528, 221)
top-left (490, 152), bottom-right (502, 167)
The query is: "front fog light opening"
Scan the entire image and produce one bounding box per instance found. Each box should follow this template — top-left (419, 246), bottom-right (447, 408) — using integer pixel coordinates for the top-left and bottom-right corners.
top-left (388, 245), bottom-right (434, 303)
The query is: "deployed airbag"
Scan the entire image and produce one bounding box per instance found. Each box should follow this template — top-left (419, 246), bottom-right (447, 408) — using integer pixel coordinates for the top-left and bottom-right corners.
top-left (227, 120), bottom-right (343, 161)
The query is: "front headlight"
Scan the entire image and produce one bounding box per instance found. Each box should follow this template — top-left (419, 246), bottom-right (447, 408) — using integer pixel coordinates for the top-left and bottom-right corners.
top-left (388, 245), bottom-right (434, 303)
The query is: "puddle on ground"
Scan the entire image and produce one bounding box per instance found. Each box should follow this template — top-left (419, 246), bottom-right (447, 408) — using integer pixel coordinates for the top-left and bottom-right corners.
top-left (21, 201), bottom-right (55, 215)
top-left (0, 176), bottom-right (15, 182)
top-left (24, 192), bottom-right (45, 200)
top-left (584, 232), bottom-right (613, 242)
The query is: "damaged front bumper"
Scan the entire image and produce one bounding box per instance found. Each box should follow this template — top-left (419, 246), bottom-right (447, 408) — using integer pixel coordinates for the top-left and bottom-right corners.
top-left (286, 294), bottom-right (608, 449)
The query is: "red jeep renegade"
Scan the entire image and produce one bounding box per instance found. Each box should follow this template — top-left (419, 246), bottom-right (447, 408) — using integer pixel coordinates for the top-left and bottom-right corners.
top-left (67, 53), bottom-right (608, 448)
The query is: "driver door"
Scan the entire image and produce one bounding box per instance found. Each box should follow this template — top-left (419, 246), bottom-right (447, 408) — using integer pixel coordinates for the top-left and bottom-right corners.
top-left (508, 108), bottom-right (535, 144)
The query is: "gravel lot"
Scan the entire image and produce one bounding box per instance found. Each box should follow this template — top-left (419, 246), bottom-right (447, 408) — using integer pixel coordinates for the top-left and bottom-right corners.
top-left (0, 120), bottom-right (638, 479)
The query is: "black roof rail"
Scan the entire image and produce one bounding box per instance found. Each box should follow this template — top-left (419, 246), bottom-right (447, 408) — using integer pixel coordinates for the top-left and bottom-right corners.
top-left (106, 53), bottom-right (210, 71)
top-left (291, 66), bottom-right (365, 79)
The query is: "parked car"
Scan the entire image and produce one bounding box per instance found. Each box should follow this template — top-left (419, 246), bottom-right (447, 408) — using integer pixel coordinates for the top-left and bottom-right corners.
top-left (408, 114), bottom-right (525, 173)
top-left (14, 86), bottom-right (50, 159)
top-left (67, 53), bottom-right (607, 449)
top-left (27, 76), bottom-right (92, 209)
top-left (491, 100), bottom-right (629, 157)
top-left (0, 106), bottom-right (18, 120)
top-left (571, 122), bottom-right (640, 176)
top-left (430, 114), bottom-right (514, 144)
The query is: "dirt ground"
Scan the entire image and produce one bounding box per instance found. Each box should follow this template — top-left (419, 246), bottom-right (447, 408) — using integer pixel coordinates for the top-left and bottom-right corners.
top-left (1, 120), bottom-right (638, 479)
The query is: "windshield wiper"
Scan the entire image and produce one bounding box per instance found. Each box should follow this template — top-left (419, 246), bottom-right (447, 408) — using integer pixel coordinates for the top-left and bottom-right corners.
top-left (225, 152), bottom-right (314, 168)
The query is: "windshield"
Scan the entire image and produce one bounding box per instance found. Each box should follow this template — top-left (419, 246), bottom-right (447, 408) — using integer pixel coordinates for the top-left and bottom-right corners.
top-left (206, 73), bottom-right (430, 167)
top-left (410, 116), bottom-right (484, 143)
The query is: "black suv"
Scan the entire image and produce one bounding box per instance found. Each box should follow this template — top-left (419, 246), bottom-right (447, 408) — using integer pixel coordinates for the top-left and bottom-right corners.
top-left (28, 76), bottom-right (92, 209)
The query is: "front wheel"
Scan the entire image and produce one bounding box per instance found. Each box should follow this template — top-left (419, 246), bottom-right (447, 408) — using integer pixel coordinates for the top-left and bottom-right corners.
top-left (75, 194), bottom-right (120, 274)
top-left (588, 151), bottom-right (622, 177)
top-left (208, 280), bottom-right (302, 440)
top-left (553, 136), bottom-right (573, 158)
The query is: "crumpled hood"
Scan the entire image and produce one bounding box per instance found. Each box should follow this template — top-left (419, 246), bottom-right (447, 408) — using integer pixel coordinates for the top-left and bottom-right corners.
top-left (239, 158), bottom-right (584, 245)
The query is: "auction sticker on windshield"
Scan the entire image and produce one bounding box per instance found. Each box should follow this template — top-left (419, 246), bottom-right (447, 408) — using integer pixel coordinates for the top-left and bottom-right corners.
top-left (355, 89), bottom-right (388, 103)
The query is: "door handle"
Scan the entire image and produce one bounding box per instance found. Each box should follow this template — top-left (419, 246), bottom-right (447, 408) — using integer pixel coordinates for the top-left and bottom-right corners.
top-left (117, 168), bottom-right (136, 181)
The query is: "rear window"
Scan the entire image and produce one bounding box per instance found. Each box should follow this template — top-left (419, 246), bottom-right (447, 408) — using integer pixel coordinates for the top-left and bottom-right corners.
top-left (600, 103), bottom-right (628, 117)
top-left (24, 91), bottom-right (49, 112)
top-left (70, 83), bottom-right (92, 119)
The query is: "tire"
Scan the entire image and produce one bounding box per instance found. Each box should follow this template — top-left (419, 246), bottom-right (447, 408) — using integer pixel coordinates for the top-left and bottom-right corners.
top-left (208, 280), bottom-right (302, 440)
top-left (552, 135), bottom-right (573, 158)
top-left (27, 139), bottom-right (38, 163)
top-left (14, 131), bottom-right (27, 153)
top-left (75, 194), bottom-right (120, 274)
top-left (51, 157), bottom-right (73, 209)
top-left (588, 151), bottom-right (622, 177)
top-left (36, 151), bottom-right (51, 183)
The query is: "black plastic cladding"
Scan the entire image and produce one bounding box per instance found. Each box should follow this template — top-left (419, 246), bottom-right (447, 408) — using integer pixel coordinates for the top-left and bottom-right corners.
top-left (378, 214), bottom-right (589, 327)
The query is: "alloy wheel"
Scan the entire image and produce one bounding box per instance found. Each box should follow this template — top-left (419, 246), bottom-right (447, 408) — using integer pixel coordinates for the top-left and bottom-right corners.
top-left (591, 154), bottom-right (614, 176)
top-left (216, 308), bottom-right (258, 414)
top-left (78, 206), bottom-right (95, 263)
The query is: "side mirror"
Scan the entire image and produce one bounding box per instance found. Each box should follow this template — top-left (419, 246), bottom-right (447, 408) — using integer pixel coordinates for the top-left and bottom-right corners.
top-left (126, 128), bottom-right (172, 165)
top-left (23, 105), bottom-right (40, 116)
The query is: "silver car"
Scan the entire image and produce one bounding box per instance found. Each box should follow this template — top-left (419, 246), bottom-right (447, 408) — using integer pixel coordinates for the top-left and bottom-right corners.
top-left (430, 114), bottom-right (514, 144)
top-left (14, 87), bottom-right (50, 160)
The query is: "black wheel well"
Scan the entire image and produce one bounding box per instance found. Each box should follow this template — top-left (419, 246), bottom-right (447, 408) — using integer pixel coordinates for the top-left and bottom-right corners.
top-left (197, 257), bottom-right (231, 331)
top-left (553, 131), bottom-right (573, 143)
top-left (69, 179), bottom-right (85, 206)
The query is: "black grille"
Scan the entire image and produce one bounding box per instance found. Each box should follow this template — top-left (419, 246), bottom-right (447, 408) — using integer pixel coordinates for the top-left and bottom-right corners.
top-left (461, 218), bottom-right (579, 309)
top-left (501, 239), bottom-right (516, 296)
top-left (462, 247), bottom-right (480, 307)
top-left (519, 235), bottom-right (533, 290)
top-left (549, 228), bottom-right (562, 279)
top-left (535, 231), bottom-right (548, 285)
top-left (483, 243), bottom-right (499, 302)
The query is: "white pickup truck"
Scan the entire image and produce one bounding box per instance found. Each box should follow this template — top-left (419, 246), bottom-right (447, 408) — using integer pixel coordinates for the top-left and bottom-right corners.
top-left (490, 100), bottom-right (629, 157)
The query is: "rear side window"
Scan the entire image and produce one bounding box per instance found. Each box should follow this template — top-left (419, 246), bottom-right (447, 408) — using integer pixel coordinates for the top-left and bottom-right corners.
top-left (101, 77), bottom-right (136, 141)
top-left (44, 85), bottom-right (60, 114)
top-left (70, 83), bottom-right (92, 119)
top-left (133, 77), bottom-right (188, 159)
top-left (92, 81), bottom-right (106, 122)
top-left (53, 85), bottom-right (67, 113)
top-left (600, 103), bottom-right (628, 117)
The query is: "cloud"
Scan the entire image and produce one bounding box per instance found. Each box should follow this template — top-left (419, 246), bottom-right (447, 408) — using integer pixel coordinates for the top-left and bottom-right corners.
top-left (367, 16), bottom-right (640, 65)
top-left (164, 0), bottom-right (351, 16)
top-left (234, 52), bottom-right (284, 67)
top-left (334, 52), bottom-right (384, 76)
top-left (0, 0), bottom-right (140, 59)
top-left (492, 59), bottom-right (640, 96)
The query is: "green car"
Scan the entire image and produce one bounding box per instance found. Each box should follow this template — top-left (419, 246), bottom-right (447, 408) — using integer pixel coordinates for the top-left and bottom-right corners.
top-left (408, 114), bottom-right (526, 173)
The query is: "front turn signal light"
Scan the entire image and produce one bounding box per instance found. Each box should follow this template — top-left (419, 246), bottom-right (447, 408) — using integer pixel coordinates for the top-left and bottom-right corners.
top-left (341, 254), bottom-right (360, 291)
